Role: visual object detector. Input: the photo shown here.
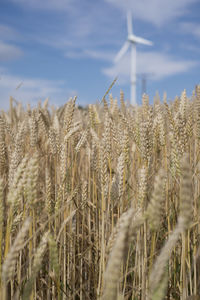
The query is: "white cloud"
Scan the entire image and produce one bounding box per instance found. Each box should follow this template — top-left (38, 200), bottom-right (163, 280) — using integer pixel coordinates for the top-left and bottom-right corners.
top-left (103, 51), bottom-right (197, 83)
top-left (84, 50), bottom-right (114, 61)
top-left (0, 41), bottom-right (23, 61)
top-left (0, 71), bottom-right (77, 110)
top-left (64, 49), bottom-right (114, 60)
top-left (105, 0), bottom-right (198, 26)
top-left (137, 52), bottom-right (197, 79)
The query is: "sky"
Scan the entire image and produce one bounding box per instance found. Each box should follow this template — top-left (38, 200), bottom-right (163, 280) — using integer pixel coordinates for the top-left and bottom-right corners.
top-left (0, 0), bottom-right (200, 109)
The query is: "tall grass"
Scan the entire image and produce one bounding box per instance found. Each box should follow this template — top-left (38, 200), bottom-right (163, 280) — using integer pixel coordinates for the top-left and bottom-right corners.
top-left (0, 87), bottom-right (200, 299)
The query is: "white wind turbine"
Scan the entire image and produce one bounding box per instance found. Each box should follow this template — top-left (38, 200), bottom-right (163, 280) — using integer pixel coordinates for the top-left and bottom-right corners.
top-left (114, 10), bottom-right (153, 106)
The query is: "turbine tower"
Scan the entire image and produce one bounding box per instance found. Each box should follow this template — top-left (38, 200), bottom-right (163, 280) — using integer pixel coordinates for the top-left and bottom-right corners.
top-left (114, 11), bottom-right (153, 105)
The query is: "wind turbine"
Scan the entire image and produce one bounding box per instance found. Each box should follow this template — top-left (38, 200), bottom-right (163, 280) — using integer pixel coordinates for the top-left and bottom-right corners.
top-left (114, 11), bottom-right (153, 106)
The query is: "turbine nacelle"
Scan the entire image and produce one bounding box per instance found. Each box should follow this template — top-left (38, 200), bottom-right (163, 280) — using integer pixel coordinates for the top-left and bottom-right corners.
top-left (114, 34), bottom-right (153, 63)
top-left (128, 34), bottom-right (153, 46)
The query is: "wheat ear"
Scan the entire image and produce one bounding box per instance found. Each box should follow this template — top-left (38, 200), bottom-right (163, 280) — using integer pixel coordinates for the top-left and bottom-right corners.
top-left (149, 154), bottom-right (193, 299)
top-left (2, 218), bottom-right (31, 283)
top-left (102, 208), bottom-right (134, 300)
top-left (22, 231), bottom-right (49, 300)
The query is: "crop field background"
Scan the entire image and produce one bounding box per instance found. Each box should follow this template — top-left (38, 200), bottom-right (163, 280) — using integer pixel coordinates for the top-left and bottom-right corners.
top-left (0, 86), bottom-right (200, 300)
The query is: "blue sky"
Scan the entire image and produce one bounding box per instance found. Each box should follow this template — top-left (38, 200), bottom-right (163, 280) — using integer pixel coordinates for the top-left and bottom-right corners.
top-left (0, 0), bottom-right (200, 109)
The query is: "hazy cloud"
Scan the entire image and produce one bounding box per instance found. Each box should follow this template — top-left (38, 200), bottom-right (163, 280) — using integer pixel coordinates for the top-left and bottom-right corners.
top-left (0, 41), bottom-right (23, 61)
top-left (0, 71), bottom-right (77, 110)
top-left (105, 0), bottom-right (198, 26)
top-left (0, 24), bottom-right (20, 41)
top-left (103, 51), bottom-right (197, 83)
top-left (84, 50), bottom-right (114, 61)
top-left (64, 49), bottom-right (114, 60)
top-left (4, 0), bottom-right (200, 104)
top-left (10, 0), bottom-right (73, 11)
top-left (31, 2), bottom-right (121, 52)
top-left (180, 22), bottom-right (200, 39)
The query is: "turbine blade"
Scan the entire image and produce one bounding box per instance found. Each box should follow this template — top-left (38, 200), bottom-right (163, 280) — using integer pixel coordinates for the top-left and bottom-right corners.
top-left (129, 34), bottom-right (153, 46)
top-left (127, 11), bottom-right (133, 35)
top-left (114, 41), bottom-right (130, 62)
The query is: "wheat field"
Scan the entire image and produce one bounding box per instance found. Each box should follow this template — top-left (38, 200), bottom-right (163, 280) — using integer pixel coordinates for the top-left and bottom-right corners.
top-left (0, 86), bottom-right (200, 300)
